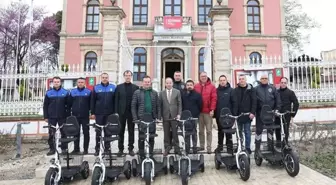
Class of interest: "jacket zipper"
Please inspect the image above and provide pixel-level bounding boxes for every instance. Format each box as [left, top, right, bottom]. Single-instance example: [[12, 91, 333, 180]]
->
[[77, 90, 82, 117]]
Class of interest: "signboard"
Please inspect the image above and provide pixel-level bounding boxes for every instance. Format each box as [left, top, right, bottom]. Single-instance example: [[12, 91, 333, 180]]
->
[[163, 16, 183, 29], [234, 68, 284, 88]]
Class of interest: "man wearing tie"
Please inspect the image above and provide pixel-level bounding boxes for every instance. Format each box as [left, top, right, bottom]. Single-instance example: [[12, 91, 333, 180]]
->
[[159, 77, 182, 156]]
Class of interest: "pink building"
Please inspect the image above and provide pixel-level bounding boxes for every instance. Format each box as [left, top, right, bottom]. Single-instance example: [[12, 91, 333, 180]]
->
[[59, 0, 285, 89]]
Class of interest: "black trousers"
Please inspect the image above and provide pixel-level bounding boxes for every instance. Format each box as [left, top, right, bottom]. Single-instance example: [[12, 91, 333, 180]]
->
[[216, 118, 233, 149], [138, 131, 155, 157], [95, 115, 111, 151], [185, 121, 197, 153], [118, 112, 135, 151], [48, 118, 66, 150], [275, 114, 291, 143], [255, 114, 274, 149], [74, 117, 90, 152]]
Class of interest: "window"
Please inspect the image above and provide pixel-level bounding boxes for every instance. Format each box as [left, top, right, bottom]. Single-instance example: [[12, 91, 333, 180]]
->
[[247, 0, 261, 33], [199, 48, 205, 73], [133, 0, 148, 25], [198, 0, 212, 25], [249, 52, 262, 64], [133, 48, 147, 81], [164, 0, 182, 16], [86, 0, 100, 32], [84, 52, 98, 71]]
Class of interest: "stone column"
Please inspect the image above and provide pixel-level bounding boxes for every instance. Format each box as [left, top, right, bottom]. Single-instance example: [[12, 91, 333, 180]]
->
[[100, 6, 126, 82], [208, 5, 233, 83]]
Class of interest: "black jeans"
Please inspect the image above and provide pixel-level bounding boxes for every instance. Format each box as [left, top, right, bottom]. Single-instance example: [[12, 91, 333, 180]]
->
[[118, 112, 135, 151], [48, 118, 66, 150], [95, 115, 111, 151], [275, 114, 291, 143], [185, 121, 197, 153], [255, 114, 274, 150], [216, 118, 233, 149], [74, 117, 90, 152]]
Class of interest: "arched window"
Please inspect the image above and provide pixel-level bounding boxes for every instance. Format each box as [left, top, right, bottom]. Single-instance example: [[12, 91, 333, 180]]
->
[[199, 48, 205, 73], [198, 0, 212, 25], [247, 0, 261, 33], [133, 0, 148, 25], [249, 52, 262, 64], [86, 0, 100, 32], [164, 0, 182, 16], [133, 48, 147, 81], [85, 51, 97, 71]]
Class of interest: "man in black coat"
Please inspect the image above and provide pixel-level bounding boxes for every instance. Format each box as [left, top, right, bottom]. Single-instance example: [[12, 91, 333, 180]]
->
[[214, 75, 237, 153], [181, 80, 202, 154], [68, 77, 91, 154], [173, 71, 186, 92], [275, 77, 299, 146], [254, 74, 281, 156], [234, 74, 257, 154], [115, 70, 139, 156]]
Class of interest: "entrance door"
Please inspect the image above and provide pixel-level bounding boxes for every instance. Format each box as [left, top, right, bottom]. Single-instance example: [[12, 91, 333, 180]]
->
[[165, 62, 181, 79]]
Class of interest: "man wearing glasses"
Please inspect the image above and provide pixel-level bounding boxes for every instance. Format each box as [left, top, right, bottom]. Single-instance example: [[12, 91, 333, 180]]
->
[[254, 74, 281, 157], [275, 77, 299, 148]]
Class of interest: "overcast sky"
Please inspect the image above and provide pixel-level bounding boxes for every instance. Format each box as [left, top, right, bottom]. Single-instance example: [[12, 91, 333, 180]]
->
[[1, 0, 336, 58]]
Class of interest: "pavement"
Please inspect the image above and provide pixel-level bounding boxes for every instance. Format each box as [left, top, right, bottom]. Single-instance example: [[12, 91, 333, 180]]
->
[[1, 123, 335, 184]]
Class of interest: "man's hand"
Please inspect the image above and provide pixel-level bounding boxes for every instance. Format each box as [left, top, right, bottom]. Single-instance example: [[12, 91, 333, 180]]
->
[[249, 113, 255, 120], [156, 119, 162, 123], [44, 119, 48, 122], [91, 115, 96, 119], [209, 110, 214, 117], [176, 115, 180, 120]]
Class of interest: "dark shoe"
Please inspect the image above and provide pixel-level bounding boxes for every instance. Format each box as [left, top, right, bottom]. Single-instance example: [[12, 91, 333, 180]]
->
[[197, 147, 205, 151], [234, 148, 238, 153], [207, 149, 212, 154], [163, 150, 169, 156], [193, 147, 197, 154], [246, 148, 252, 154], [117, 150, 123, 157], [83, 150, 88, 155], [214, 147, 223, 153], [227, 148, 233, 154], [129, 150, 135, 156], [94, 150, 99, 156], [71, 150, 80, 154], [47, 150, 55, 156], [175, 149, 181, 155]]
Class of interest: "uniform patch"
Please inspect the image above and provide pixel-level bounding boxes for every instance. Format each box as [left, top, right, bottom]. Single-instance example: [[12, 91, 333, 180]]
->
[[268, 88, 272, 93], [181, 85, 185, 89]]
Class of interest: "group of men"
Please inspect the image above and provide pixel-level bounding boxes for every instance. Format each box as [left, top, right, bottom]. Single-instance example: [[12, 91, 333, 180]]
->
[[43, 70, 299, 158]]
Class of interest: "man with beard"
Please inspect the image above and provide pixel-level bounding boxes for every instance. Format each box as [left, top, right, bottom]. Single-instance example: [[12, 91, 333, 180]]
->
[[234, 74, 257, 154], [214, 75, 237, 153], [181, 80, 202, 154], [254, 74, 281, 157], [275, 77, 299, 148]]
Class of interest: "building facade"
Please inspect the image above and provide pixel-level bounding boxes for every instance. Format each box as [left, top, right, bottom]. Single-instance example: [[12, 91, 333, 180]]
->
[[59, 0, 285, 89]]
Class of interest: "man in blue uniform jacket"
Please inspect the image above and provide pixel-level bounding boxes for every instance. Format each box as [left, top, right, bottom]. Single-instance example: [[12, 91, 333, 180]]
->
[[43, 76, 70, 156], [91, 73, 116, 156], [68, 77, 91, 154]]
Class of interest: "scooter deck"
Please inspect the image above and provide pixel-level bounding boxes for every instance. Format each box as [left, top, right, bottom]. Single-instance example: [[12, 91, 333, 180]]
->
[[105, 166, 123, 179], [216, 154, 237, 169], [171, 160, 202, 174], [61, 166, 81, 179], [261, 151, 283, 162], [136, 159, 166, 176]]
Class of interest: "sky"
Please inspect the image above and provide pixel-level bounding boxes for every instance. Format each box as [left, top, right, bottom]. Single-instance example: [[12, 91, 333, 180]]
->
[[1, 0, 336, 58]]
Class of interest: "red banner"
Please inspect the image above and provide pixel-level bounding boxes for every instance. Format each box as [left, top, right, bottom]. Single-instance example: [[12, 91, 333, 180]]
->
[[163, 16, 183, 29]]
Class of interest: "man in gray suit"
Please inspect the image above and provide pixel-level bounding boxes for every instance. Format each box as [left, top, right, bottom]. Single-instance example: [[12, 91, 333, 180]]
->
[[159, 77, 182, 156]]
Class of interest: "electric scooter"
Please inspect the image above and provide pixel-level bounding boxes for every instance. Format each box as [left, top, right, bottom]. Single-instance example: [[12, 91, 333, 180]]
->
[[214, 108, 250, 181], [254, 105, 300, 177], [44, 116, 90, 185], [168, 110, 205, 185], [89, 114, 132, 185], [132, 113, 168, 185]]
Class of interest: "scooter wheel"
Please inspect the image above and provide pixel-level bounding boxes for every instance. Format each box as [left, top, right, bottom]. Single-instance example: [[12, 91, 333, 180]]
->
[[180, 159, 189, 185], [123, 161, 132, 179], [144, 162, 152, 185], [254, 153, 263, 166], [131, 159, 138, 177], [44, 168, 59, 185], [238, 155, 250, 181], [214, 154, 220, 170], [162, 156, 168, 175], [91, 167, 103, 185], [169, 156, 175, 174], [80, 161, 90, 179], [284, 150, 300, 177], [199, 154, 205, 172]]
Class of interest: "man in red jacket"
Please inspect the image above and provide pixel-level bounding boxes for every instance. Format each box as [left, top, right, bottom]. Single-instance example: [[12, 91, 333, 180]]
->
[[194, 72, 217, 154]]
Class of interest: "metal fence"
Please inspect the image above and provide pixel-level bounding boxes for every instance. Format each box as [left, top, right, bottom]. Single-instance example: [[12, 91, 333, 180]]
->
[[231, 55, 336, 102], [1, 54, 336, 116]]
